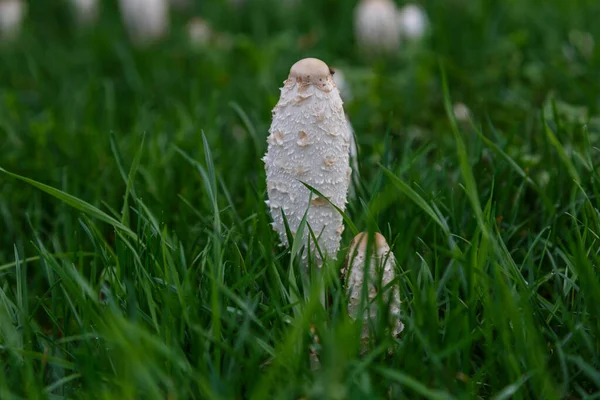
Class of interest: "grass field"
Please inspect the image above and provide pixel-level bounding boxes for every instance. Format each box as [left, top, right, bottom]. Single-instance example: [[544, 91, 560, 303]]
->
[[1, 0, 600, 398]]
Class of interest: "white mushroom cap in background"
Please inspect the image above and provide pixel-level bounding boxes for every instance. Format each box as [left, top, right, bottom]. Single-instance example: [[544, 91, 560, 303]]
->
[[354, 0, 401, 55], [187, 17, 212, 47], [453, 102, 471, 122], [397, 3, 428, 41], [0, 0, 26, 41], [342, 232, 403, 344], [187, 18, 233, 51], [69, 0, 99, 27], [119, 0, 169, 45], [263, 57, 352, 265]]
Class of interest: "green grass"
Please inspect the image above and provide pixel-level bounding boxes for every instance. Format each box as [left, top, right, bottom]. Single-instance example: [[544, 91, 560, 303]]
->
[[1, 0, 600, 398]]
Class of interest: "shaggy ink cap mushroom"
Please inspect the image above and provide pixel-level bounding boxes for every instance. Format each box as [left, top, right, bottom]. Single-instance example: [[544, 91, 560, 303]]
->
[[264, 57, 351, 265], [343, 231, 404, 345]]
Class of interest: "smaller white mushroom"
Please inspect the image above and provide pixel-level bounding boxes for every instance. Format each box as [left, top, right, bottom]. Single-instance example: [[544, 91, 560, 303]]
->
[[354, 0, 401, 55], [187, 17, 212, 47], [342, 232, 403, 345], [187, 17, 232, 51], [0, 0, 26, 41], [119, 0, 169, 45], [68, 0, 99, 27], [397, 4, 428, 41], [453, 102, 471, 122]]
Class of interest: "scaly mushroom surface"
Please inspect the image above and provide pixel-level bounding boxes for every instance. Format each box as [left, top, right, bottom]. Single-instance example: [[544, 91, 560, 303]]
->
[[264, 58, 352, 264]]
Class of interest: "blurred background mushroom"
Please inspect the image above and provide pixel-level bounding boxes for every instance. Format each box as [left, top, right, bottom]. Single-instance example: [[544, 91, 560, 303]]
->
[[118, 0, 169, 45], [354, 0, 401, 55], [397, 3, 428, 41], [0, 0, 26, 41]]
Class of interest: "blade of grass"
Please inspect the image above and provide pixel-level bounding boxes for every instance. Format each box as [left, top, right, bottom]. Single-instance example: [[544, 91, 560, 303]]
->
[[0, 167, 136, 239]]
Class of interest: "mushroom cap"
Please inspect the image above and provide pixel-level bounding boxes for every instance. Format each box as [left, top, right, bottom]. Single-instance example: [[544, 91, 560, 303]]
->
[[349, 232, 390, 254], [398, 4, 428, 39], [289, 58, 332, 85]]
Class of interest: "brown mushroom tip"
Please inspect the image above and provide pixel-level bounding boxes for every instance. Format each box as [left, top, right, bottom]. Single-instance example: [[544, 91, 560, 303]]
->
[[349, 232, 390, 253], [289, 58, 332, 84]]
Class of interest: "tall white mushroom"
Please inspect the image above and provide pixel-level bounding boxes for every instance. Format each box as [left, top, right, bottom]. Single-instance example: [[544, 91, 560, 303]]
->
[[263, 58, 351, 264], [0, 0, 26, 42], [354, 0, 401, 55], [342, 232, 403, 344], [118, 0, 169, 45], [397, 4, 428, 41], [68, 0, 99, 27]]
